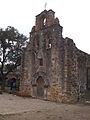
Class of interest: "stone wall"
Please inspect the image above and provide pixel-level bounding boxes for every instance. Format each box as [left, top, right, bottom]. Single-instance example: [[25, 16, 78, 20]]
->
[[76, 50, 89, 101], [20, 9, 90, 103]]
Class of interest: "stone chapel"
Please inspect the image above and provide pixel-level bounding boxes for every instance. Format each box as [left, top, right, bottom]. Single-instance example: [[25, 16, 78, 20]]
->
[[20, 9, 90, 103]]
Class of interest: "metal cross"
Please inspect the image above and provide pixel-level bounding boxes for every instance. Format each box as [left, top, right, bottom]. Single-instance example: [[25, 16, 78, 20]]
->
[[44, 2, 47, 10]]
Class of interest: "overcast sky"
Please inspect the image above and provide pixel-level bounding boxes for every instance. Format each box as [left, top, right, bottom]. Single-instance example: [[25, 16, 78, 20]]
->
[[0, 0, 90, 54]]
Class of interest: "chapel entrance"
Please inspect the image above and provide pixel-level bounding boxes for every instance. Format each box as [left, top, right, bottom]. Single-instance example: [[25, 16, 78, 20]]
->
[[37, 76, 44, 98]]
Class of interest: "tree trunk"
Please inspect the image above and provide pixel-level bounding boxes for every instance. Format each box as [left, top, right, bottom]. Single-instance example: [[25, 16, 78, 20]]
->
[[1, 71, 5, 93]]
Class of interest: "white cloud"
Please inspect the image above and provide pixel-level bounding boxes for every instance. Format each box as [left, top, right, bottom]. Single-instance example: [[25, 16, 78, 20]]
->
[[0, 0, 90, 53]]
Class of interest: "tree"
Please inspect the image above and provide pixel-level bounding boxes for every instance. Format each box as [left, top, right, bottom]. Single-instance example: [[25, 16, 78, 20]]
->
[[0, 26, 28, 92]]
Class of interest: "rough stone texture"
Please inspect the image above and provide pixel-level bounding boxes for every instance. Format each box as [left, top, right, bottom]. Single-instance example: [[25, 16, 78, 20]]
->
[[20, 9, 90, 103]]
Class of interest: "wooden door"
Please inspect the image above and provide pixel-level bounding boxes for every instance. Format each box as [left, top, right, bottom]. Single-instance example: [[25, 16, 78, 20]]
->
[[37, 76, 44, 98]]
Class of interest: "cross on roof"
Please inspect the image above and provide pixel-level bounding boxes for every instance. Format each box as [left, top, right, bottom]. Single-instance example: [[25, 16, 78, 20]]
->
[[44, 2, 47, 10]]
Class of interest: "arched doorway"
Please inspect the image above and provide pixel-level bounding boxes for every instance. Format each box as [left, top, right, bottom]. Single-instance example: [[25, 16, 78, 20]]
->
[[9, 78, 17, 93], [37, 76, 44, 98]]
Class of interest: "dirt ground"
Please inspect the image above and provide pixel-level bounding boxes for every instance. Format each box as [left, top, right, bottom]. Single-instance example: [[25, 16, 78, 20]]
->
[[0, 93, 90, 120]]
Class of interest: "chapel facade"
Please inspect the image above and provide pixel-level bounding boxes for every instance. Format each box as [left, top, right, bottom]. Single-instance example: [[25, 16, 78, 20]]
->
[[20, 9, 90, 103]]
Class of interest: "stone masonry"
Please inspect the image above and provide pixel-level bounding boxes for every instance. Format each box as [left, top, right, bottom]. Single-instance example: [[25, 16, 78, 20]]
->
[[20, 9, 90, 103]]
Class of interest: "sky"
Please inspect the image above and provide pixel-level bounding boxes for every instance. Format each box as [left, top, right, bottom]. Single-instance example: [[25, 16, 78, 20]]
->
[[0, 0, 90, 54]]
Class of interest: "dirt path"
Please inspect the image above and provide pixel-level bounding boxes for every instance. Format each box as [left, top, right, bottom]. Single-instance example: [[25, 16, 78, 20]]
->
[[0, 93, 90, 120]]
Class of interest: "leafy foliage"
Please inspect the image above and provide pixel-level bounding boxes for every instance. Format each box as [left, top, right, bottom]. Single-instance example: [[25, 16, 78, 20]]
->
[[0, 26, 28, 91]]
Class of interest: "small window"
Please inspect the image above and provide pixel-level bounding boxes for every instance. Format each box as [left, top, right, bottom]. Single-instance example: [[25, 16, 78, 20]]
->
[[48, 43, 51, 48], [37, 39, 39, 48], [48, 39, 52, 48], [39, 59, 43, 66], [43, 18, 46, 26]]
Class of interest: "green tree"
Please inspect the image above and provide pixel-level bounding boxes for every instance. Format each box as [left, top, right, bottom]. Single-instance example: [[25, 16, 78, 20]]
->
[[0, 26, 28, 92]]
